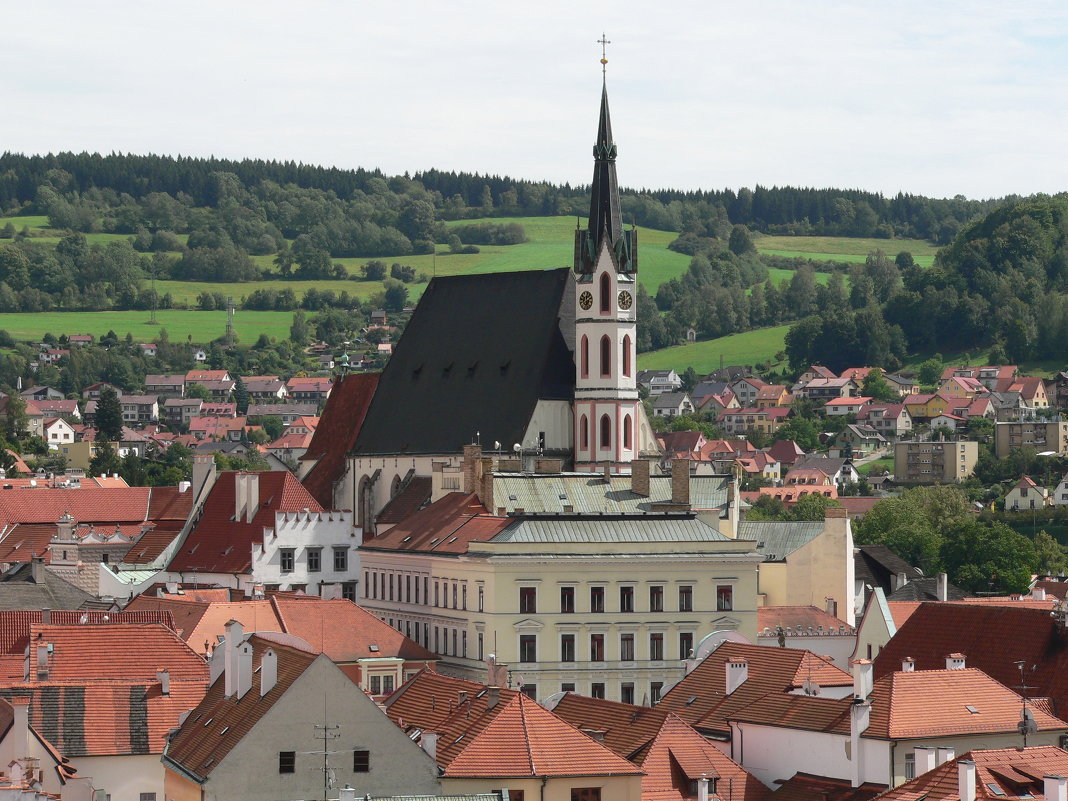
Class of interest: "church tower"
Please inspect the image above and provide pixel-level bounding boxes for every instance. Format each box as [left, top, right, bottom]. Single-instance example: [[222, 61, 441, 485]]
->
[[573, 69, 643, 472]]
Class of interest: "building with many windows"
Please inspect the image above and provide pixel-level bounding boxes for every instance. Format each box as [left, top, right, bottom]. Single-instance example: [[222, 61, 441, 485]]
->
[[894, 440, 979, 484]]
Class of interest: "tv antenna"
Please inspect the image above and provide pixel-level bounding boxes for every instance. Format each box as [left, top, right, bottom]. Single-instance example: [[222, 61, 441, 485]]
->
[[309, 696, 343, 801], [1014, 660, 1039, 746]]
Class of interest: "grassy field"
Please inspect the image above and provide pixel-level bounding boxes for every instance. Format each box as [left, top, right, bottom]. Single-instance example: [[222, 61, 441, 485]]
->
[[0, 310, 295, 343], [755, 234, 939, 267], [637, 324, 790, 373]]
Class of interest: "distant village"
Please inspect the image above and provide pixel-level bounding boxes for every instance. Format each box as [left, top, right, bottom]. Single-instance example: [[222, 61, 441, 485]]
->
[[2, 81, 1068, 801]]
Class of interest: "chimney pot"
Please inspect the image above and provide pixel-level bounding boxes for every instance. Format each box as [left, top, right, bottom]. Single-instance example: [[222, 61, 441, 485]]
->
[[902, 657, 915, 672], [1044, 776, 1068, 801], [945, 653, 966, 670], [958, 760, 976, 801]]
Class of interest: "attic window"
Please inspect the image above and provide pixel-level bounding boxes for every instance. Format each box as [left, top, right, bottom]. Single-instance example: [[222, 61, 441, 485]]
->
[[429, 538, 439, 545], [369, 645, 380, 653], [449, 537, 458, 543], [219, 726, 230, 736], [508, 495, 517, 501], [402, 536, 412, 543], [203, 718, 213, 727], [558, 493, 567, 500], [965, 704, 979, 714], [986, 785, 1006, 797], [686, 696, 698, 706], [453, 734, 465, 745], [202, 758, 214, 768]]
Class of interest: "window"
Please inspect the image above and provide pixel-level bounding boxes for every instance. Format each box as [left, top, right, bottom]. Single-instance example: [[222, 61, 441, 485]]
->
[[600, 272, 611, 312], [423, 576, 429, 605], [371, 572, 378, 598], [623, 414, 632, 449], [562, 682, 576, 693], [650, 633, 664, 661], [561, 634, 576, 662], [590, 634, 605, 661], [353, 750, 370, 772], [580, 335, 589, 378], [435, 581, 440, 607], [678, 585, 693, 612], [478, 632, 484, 660], [279, 548, 294, 573], [452, 583, 458, 609], [717, 585, 733, 611], [342, 582, 356, 601], [333, 547, 347, 571], [519, 586, 537, 613], [451, 628, 457, 655], [414, 575, 420, 604], [580, 414, 589, 449], [590, 586, 605, 613], [462, 630, 467, 658], [651, 681, 663, 703], [462, 584, 468, 610], [620, 633, 634, 661], [139, 794, 157, 801], [904, 753, 915, 781], [370, 675, 381, 694], [478, 585, 484, 611], [619, 586, 634, 612], [621, 682, 635, 704], [573, 791, 602, 801], [560, 586, 575, 613], [405, 575, 411, 602], [388, 574, 394, 600], [520, 635, 537, 663], [649, 585, 664, 612], [622, 335, 632, 377], [679, 632, 694, 660], [599, 414, 611, 449], [382, 675, 394, 694], [600, 335, 611, 377], [279, 751, 295, 774], [434, 627, 440, 652], [591, 683, 605, 699]]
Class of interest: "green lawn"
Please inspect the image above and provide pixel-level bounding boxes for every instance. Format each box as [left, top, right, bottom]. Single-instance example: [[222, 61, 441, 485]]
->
[[637, 324, 790, 373], [0, 310, 296, 343], [755, 235, 939, 267]]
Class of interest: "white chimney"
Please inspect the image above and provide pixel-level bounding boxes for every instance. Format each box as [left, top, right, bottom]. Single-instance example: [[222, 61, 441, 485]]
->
[[236, 641, 253, 699], [209, 646, 224, 683], [246, 473, 260, 523], [420, 731, 439, 761], [234, 473, 247, 522], [1044, 775, 1068, 801], [1034, 587, 1047, 601], [914, 746, 936, 775], [852, 659, 873, 700], [896, 572, 908, 590], [224, 619, 244, 697], [157, 669, 170, 696], [339, 788, 356, 801], [725, 658, 749, 695], [945, 653, 966, 670], [938, 747, 956, 765], [902, 657, 916, 672], [260, 648, 277, 696], [10, 696, 30, 755], [958, 760, 976, 801], [698, 776, 710, 801], [937, 572, 949, 602]]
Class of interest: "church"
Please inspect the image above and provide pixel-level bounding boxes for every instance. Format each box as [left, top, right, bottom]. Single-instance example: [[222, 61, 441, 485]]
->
[[300, 74, 660, 532]]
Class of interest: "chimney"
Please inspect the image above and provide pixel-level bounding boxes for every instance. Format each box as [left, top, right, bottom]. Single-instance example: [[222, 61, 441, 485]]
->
[[234, 473, 246, 522], [261, 648, 277, 696], [245, 473, 259, 523], [339, 788, 356, 801], [698, 776, 710, 801], [10, 696, 30, 756], [671, 458, 691, 506], [486, 685, 500, 711], [157, 669, 170, 696], [480, 470, 494, 512], [725, 658, 749, 695], [192, 453, 217, 502], [602, 462, 612, 483], [825, 506, 848, 519], [420, 731, 439, 761], [224, 619, 244, 697], [1034, 586, 1047, 601], [937, 572, 949, 602], [825, 597, 838, 618], [236, 640, 253, 699], [41, 608, 51, 625], [1044, 776, 1068, 801], [958, 760, 976, 801], [631, 458, 650, 497], [938, 747, 956, 765], [462, 444, 483, 494], [945, 653, 966, 670], [901, 657, 915, 673], [914, 746, 936, 775], [852, 659, 873, 700], [895, 572, 908, 591], [36, 643, 49, 681], [30, 556, 45, 583], [209, 646, 225, 683]]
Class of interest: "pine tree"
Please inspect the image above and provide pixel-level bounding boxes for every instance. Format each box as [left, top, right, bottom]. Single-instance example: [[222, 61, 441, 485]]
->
[[95, 386, 124, 442]]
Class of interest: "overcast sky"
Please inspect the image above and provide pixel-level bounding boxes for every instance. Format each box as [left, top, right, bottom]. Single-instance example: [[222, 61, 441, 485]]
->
[[5, 1, 1067, 200]]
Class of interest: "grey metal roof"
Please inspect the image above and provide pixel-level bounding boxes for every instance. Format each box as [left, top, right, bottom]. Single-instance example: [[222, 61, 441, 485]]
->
[[739, 520, 825, 561], [491, 473, 730, 514], [491, 516, 730, 543]]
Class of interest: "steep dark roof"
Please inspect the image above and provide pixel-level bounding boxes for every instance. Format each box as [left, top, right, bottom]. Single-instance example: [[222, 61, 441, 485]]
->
[[854, 545, 922, 595], [0, 562, 97, 611], [886, 577, 971, 601], [353, 269, 575, 456]]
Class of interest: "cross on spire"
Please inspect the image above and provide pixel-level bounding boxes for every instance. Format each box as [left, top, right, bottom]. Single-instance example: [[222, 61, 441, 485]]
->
[[598, 33, 611, 74]]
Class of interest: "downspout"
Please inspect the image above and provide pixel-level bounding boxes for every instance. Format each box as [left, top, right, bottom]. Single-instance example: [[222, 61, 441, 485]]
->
[[541, 775, 548, 801], [889, 741, 897, 789]]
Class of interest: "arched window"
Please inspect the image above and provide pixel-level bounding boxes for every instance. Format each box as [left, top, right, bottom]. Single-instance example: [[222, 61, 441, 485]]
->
[[580, 335, 589, 378], [358, 476, 374, 536], [580, 414, 589, 449], [390, 475, 402, 498], [600, 272, 611, 313], [600, 414, 611, 449], [600, 335, 611, 378], [622, 334, 632, 377], [623, 415, 632, 449]]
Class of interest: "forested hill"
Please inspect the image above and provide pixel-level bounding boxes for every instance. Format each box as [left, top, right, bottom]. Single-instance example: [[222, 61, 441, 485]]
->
[[0, 152, 999, 243]]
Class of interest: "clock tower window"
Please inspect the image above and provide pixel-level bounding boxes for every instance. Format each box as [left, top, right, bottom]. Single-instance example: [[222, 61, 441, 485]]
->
[[622, 334, 632, 377], [580, 335, 589, 378], [600, 335, 611, 378], [623, 415, 632, 449], [600, 272, 611, 313], [600, 414, 611, 449], [580, 415, 589, 449]]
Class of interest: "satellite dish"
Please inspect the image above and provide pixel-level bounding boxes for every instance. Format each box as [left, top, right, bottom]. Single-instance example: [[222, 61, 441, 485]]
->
[[692, 630, 751, 665], [513, 443, 522, 453], [494, 441, 501, 451], [542, 691, 568, 710]]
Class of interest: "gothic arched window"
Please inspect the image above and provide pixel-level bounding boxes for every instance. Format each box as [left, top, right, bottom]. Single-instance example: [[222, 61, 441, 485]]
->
[[600, 335, 611, 378], [600, 272, 611, 313], [600, 414, 611, 449], [622, 334, 632, 377], [623, 415, 632, 450], [580, 335, 589, 378], [580, 414, 589, 449]]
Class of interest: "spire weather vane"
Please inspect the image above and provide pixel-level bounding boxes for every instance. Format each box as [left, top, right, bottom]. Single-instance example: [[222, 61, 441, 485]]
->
[[598, 33, 611, 74]]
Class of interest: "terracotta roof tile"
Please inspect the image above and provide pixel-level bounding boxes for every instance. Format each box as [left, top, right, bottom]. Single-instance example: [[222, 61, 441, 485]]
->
[[772, 772, 886, 801], [757, 606, 856, 636], [443, 694, 643, 778], [0, 610, 176, 656], [550, 693, 672, 761], [376, 477, 433, 525], [363, 492, 510, 554], [0, 487, 152, 525]]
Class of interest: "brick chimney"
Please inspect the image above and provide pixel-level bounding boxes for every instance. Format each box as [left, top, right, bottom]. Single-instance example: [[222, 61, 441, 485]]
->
[[480, 469, 494, 512], [958, 760, 976, 801], [825, 506, 848, 519], [462, 445, 483, 494], [671, 459, 691, 506], [631, 458, 650, 497], [725, 658, 749, 695]]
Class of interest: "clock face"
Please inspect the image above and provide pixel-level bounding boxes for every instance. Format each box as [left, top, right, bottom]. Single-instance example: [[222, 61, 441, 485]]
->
[[579, 291, 594, 311], [618, 290, 633, 310]]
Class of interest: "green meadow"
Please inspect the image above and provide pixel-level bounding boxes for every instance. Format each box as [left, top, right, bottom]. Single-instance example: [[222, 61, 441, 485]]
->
[[754, 234, 939, 267], [637, 324, 791, 373], [0, 310, 295, 343]]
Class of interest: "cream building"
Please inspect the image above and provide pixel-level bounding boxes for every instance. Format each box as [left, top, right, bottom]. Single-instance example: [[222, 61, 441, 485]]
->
[[894, 440, 979, 484]]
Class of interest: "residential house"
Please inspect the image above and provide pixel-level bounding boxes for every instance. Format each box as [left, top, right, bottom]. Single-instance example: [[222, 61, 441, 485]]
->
[[937, 376, 988, 399], [43, 417, 76, 450], [66, 334, 92, 347], [146, 374, 187, 397], [798, 378, 859, 403], [0, 398, 45, 439], [1005, 475, 1050, 511], [164, 398, 203, 426], [698, 389, 741, 420], [989, 390, 1028, 421], [947, 396, 996, 422], [825, 397, 873, 417], [198, 379, 235, 401], [930, 413, 967, 433], [722, 407, 792, 437], [0, 622, 208, 801], [1005, 376, 1050, 409], [883, 373, 918, 397], [755, 384, 791, 409], [652, 391, 695, 417], [691, 380, 732, 409], [247, 403, 319, 425], [120, 394, 160, 424], [766, 439, 806, 468], [37, 349, 69, 364], [852, 544, 923, 619], [831, 424, 887, 458], [1052, 474, 1068, 507], [903, 393, 951, 421], [894, 441, 979, 484], [81, 382, 121, 400], [162, 625, 441, 801], [286, 376, 333, 405], [757, 605, 857, 667], [358, 453, 759, 703], [34, 399, 81, 423], [265, 431, 314, 465], [731, 377, 769, 407], [244, 376, 289, 401], [186, 369, 231, 383], [941, 365, 1018, 392], [200, 402, 236, 418], [188, 416, 247, 441], [637, 369, 683, 395], [786, 456, 860, 488], [192, 347, 207, 362], [0, 695, 92, 799], [857, 404, 913, 438], [995, 420, 1068, 458], [1051, 371, 1068, 409], [19, 386, 64, 402], [798, 365, 838, 383], [139, 342, 158, 357], [839, 367, 875, 383], [0, 558, 97, 611], [736, 451, 781, 484]]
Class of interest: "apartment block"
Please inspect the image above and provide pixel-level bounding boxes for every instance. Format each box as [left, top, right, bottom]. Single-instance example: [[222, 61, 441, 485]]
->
[[894, 440, 978, 484]]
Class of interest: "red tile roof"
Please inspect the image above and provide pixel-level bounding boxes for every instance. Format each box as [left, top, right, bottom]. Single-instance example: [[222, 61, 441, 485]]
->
[[757, 606, 855, 636], [550, 692, 672, 762], [300, 373, 379, 508], [167, 471, 324, 573], [0, 610, 176, 656], [362, 492, 510, 554], [443, 693, 643, 778], [0, 487, 152, 524], [376, 477, 433, 525], [771, 772, 886, 801]]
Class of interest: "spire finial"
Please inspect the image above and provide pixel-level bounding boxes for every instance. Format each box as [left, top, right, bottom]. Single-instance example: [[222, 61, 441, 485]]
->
[[598, 33, 611, 75]]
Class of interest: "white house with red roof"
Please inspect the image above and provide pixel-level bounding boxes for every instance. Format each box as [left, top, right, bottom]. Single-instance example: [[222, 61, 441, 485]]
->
[[1005, 476, 1050, 511], [825, 397, 874, 417]]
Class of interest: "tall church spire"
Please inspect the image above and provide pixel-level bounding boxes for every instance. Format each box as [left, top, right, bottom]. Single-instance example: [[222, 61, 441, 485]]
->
[[574, 70, 637, 274]]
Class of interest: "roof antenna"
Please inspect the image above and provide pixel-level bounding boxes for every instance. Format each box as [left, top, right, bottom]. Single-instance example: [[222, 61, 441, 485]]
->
[[1014, 660, 1039, 746]]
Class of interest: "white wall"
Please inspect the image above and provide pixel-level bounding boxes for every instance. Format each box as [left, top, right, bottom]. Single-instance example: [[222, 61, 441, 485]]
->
[[732, 723, 890, 788], [252, 510, 359, 593]]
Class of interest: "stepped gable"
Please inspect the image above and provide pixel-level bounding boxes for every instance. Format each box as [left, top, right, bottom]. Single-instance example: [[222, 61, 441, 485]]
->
[[385, 668, 520, 769], [167, 471, 323, 573], [163, 635, 318, 778], [443, 693, 643, 779], [640, 714, 771, 801], [300, 372, 378, 508], [656, 641, 852, 736], [353, 268, 575, 456], [549, 692, 672, 762]]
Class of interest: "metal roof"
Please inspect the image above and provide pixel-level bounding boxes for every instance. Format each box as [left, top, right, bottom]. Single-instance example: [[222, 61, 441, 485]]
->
[[491, 473, 730, 515], [739, 520, 825, 561], [491, 516, 731, 543]]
